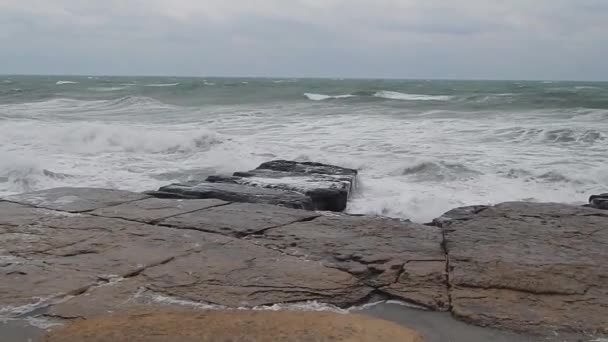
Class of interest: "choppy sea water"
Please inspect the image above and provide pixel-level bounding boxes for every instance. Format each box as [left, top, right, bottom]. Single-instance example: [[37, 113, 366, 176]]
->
[[1, 76, 607, 222]]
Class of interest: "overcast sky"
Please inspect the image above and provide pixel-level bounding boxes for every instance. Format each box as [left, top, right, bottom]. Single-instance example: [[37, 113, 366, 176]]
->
[[1, 0, 607, 80]]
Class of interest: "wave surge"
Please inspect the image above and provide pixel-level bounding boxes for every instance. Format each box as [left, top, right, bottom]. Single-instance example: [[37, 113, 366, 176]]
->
[[374, 91, 453, 101], [304, 93, 356, 101]]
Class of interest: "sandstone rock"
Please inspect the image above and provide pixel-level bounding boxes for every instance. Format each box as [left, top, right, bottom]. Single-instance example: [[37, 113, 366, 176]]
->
[[430, 205, 489, 227], [153, 182, 314, 210], [140, 236, 371, 308], [44, 311, 424, 342], [90, 198, 228, 223], [437, 202, 608, 335], [159, 202, 320, 237], [2, 187, 149, 213], [248, 214, 449, 310], [5, 187, 608, 340], [0, 201, 219, 311], [0, 191, 372, 322]]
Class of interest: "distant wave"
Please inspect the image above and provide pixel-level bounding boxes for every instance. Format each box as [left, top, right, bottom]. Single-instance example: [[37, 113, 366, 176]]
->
[[145, 83, 180, 87], [304, 93, 357, 101], [272, 79, 298, 84], [0, 96, 178, 120], [56, 124, 223, 154], [56, 81, 79, 85], [88, 86, 129, 92], [374, 91, 453, 101], [574, 86, 599, 90]]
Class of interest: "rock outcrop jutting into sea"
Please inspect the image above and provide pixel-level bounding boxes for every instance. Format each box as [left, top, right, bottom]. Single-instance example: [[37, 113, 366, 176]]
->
[[0, 161, 607, 341], [150, 160, 357, 212], [589, 193, 608, 210]]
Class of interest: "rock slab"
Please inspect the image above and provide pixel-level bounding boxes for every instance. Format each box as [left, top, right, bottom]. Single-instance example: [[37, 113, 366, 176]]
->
[[156, 160, 357, 212], [152, 182, 314, 210], [2, 187, 608, 340], [437, 202, 608, 335], [589, 193, 608, 210], [249, 214, 449, 310], [3, 187, 150, 213]]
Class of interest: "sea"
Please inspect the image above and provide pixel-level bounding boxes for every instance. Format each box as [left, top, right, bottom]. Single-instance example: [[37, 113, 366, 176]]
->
[[1, 75, 607, 222]]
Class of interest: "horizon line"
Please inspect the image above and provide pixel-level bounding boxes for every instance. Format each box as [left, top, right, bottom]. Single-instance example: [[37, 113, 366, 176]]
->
[[1, 73, 606, 83]]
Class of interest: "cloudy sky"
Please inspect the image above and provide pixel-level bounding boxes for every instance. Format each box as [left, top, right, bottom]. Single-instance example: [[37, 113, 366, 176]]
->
[[1, 0, 607, 80]]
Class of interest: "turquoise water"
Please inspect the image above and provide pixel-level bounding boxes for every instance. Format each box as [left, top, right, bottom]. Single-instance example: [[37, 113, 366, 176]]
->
[[2, 76, 608, 109]]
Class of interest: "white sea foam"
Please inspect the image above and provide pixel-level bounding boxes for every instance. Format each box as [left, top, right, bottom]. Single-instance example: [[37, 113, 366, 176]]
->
[[374, 91, 452, 101], [1, 94, 606, 222], [145, 82, 180, 87], [304, 93, 356, 101], [55, 81, 79, 85]]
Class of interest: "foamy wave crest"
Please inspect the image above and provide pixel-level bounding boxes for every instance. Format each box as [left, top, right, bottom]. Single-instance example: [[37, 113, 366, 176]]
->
[[0, 96, 177, 119], [499, 168, 581, 184], [58, 123, 222, 154], [145, 83, 180, 87], [374, 91, 452, 101], [392, 160, 481, 182], [304, 93, 356, 101], [0, 153, 69, 194], [56, 80, 79, 85]]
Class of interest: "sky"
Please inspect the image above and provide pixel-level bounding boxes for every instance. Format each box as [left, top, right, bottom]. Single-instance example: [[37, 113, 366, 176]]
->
[[1, 0, 607, 80]]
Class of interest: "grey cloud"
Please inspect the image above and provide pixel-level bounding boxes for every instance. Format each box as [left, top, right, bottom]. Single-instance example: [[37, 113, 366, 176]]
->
[[0, 0, 607, 80]]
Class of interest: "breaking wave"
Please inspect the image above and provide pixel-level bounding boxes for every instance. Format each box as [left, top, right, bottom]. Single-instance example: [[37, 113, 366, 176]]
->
[[0, 154, 71, 194], [56, 81, 79, 85], [303, 91, 454, 102], [304, 93, 357, 101], [374, 91, 453, 101], [392, 161, 481, 182], [55, 124, 222, 154], [145, 83, 180, 87]]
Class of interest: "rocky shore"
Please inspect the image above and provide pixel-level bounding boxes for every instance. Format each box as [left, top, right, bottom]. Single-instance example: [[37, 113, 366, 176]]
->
[[0, 161, 606, 341]]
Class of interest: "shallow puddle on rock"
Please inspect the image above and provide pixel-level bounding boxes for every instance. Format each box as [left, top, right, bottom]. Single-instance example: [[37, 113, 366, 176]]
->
[[359, 302, 587, 342]]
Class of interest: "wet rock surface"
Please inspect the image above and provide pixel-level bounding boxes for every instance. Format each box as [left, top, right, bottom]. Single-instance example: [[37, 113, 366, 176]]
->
[[154, 160, 357, 212], [3, 187, 149, 213], [1, 187, 607, 341], [589, 193, 608, 210], [152, 182, 314, 210]]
